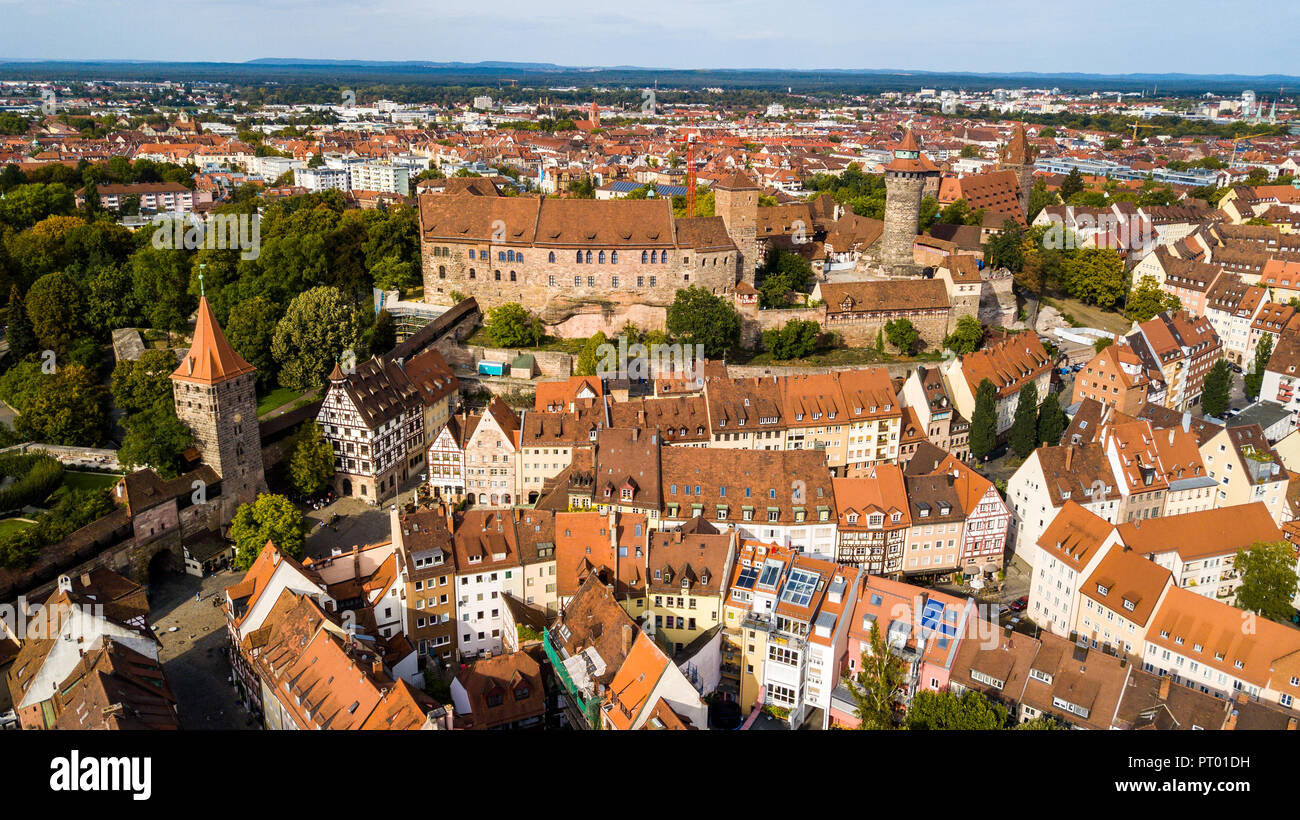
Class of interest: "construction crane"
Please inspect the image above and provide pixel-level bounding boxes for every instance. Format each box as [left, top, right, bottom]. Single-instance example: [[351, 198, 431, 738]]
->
[[1230, 130, 1275, 168], [1126, 120, 1159, 142], [674, 133, 699, 217]]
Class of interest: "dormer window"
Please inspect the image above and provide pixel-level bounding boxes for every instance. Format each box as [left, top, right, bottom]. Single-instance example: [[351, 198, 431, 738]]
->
[[1097, 584, 1109, 596]]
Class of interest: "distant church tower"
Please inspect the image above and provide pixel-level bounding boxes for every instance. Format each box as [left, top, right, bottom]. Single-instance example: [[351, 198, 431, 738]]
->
[[171, 296, 267, 514], [999, 123, 1036, 218], [713, 170, 760, 285], [881, 129, 939, 277]]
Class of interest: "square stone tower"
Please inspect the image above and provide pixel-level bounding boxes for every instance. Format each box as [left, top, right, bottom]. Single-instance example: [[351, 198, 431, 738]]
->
[[713, 170, 761, 285], [998, 123, 1037, 218], [171, 296, 267, 515]]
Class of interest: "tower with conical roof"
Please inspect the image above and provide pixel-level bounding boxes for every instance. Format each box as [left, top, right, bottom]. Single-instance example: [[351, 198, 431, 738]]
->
[[881, 129, 939, 276], [713, 170, 761, 285], [998, 123, 1037, 219], [171, 296, 266, 511]]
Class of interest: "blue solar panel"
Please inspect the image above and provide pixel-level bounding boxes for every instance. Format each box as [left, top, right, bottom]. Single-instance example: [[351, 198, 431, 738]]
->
[[735, 567, 759, 590], [921, 599, 944, 632]]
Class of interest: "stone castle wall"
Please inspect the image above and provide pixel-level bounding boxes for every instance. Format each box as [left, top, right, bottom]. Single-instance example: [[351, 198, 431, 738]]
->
[[421, 238, 736, 336]]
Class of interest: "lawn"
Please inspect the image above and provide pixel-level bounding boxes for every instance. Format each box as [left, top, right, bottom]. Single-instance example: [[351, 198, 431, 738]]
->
[[0, 518, 35, 537], [1039, 293, 1130, 336], [258, 387, 303, 417], [60, 471, 123, 493]]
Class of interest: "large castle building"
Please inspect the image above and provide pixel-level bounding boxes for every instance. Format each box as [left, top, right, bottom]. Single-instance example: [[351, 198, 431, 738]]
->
[[880, 129, 940, 276], [419, 191, 739, 336], [170, 297, 267, 518]]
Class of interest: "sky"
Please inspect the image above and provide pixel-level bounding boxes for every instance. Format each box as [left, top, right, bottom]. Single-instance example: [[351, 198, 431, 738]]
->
[[1, 0, 1297, 77]]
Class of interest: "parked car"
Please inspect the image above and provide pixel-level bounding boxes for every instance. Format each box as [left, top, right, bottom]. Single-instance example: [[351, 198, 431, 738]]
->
[[1009, 596, 1029, 612]]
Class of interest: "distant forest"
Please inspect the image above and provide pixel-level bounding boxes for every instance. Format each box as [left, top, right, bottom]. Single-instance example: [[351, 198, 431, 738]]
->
[[2, 60, 1298, 105]]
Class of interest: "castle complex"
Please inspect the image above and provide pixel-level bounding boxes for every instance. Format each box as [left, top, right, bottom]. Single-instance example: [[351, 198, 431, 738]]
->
[[419, 193, 738, 336], [419, 129, 1023, 335]]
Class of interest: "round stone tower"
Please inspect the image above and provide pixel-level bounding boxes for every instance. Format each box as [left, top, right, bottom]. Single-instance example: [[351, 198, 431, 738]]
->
[[881, 129, 939, 277]]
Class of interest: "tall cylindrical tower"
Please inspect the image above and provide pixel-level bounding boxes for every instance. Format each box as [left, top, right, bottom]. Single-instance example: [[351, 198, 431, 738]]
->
[[881, 129, 939, 276]]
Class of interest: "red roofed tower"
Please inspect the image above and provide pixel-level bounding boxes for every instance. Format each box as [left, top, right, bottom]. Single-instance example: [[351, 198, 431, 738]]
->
[[881, 129, 939, 276], [171, 296, 267, 511], [998, 123, 1037, 218]]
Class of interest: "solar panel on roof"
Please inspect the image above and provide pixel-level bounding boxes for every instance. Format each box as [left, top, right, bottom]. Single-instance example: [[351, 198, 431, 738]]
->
[[757, 560, 782, 589], [735, 567, 759, 590], [921, 599, 944, 632]]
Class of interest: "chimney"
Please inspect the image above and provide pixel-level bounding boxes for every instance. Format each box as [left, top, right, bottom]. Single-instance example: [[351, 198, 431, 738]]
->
[[622, 622, 633, 656], [1236, 691, 1248, 705], [1289, 717, 1298, 731], [1224, 709, 1238, 731], [1158, 675, 1171, 701], [80, 572, 92, 588], [371, 658, 384, 677], [1065, 445, 1074, 472]]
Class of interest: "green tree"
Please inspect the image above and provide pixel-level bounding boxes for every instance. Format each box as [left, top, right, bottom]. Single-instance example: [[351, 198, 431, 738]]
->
[[5, 284, 38, 361], [225, 296, 281, 390], [271, 286, 363, 392], [1017, 715, 1065, 730], [885, 318, 919, 355], [1244, 334, 1273, 401], [1201, 360, 1231, 418], [14, 364, 111, 446], [1126, 276, 1181, 322], [762, 319, 821, 360], [483, 302, 545, 348], [130, 246, 195, 338], [1093, 336, 1114, 354], [984, 221, 1025, 272], [371, 256, 419, 292], [25, 271, 86, 353], [969, 378, 998, 461], [229, 493, 307, 570], [117, 406, 193, 479], [575, 331, 608, 377], [758, 249, 813, 308], [1062, 248, 1126, 310], [944, 315, 983, 355], [666, 287, 740, 359], [1234, 541, 1300, 623], [1036, 392, 1068, 446], [903, 689, 1008, 730], [1058, 167, 1085, 202], [110, 349, 177, 415], [367, 309, 397, 358], [1009, 380, 1040, 458], [1026, 178, 1057, 221], [841, 621, 904, 730], [289, 423, 335, 497]]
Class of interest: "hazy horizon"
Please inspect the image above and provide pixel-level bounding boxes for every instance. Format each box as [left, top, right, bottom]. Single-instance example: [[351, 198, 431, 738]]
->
[[0, 0, 1296, 77]]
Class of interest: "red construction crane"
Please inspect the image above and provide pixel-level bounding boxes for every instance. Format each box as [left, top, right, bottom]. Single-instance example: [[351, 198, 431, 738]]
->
[[675, 133, 698, 217]]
